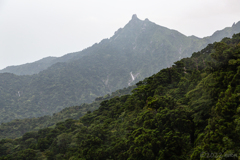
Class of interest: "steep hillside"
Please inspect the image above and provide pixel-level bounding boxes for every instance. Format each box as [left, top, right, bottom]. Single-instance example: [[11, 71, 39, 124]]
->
[[1, 33, 239, 160], [0, 15, 240, 124]]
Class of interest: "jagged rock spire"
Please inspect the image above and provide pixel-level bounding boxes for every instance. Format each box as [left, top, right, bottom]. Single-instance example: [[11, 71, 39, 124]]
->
[[132, 14, 138, 20]]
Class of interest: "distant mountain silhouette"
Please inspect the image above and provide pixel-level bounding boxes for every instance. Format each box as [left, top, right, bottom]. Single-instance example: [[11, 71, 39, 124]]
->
[[1, 15, 240, 75]]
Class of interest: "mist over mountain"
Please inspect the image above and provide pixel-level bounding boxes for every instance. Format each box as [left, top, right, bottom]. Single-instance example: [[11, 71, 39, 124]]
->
[[1, 15, 240, 76], [0, 51, 88, 75], [0, 15, 240, 124]]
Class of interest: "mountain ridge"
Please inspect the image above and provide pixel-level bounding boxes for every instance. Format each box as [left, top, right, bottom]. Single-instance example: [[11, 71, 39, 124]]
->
[[1, 15, 240, 75], [0, 15, 240, 124]]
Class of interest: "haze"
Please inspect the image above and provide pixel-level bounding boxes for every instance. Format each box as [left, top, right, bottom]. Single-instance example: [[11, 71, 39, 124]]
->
[[0, 0, 240, 70]]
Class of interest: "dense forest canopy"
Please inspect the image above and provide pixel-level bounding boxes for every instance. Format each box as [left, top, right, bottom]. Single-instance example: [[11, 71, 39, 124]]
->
[[0, 86, 135, 140], [1, 33, 240, 159]]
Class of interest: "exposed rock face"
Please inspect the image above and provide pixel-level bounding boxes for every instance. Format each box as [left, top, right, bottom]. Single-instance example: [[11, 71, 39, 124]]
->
[[132, 14, 138, 20]]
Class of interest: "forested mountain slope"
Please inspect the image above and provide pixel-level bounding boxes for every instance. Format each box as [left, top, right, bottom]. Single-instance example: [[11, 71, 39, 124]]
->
[[1, 15, 240, 124], [0, 85, 135, 140], [1, 33, 239, 160]]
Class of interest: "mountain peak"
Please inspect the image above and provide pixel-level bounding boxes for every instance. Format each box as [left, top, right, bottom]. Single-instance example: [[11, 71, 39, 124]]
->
[[132, 14, 138, 20], [127, 14, 142, 26], [122, 14, 143, 30]]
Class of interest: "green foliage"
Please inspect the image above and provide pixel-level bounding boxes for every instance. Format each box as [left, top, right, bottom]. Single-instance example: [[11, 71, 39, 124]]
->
[[0, 86, 135, 140], [1, 18, 240, 126], [1, 33, 240, 159]]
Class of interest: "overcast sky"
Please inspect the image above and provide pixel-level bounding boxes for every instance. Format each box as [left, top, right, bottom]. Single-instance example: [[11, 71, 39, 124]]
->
[[0, 0, 240, 70]]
